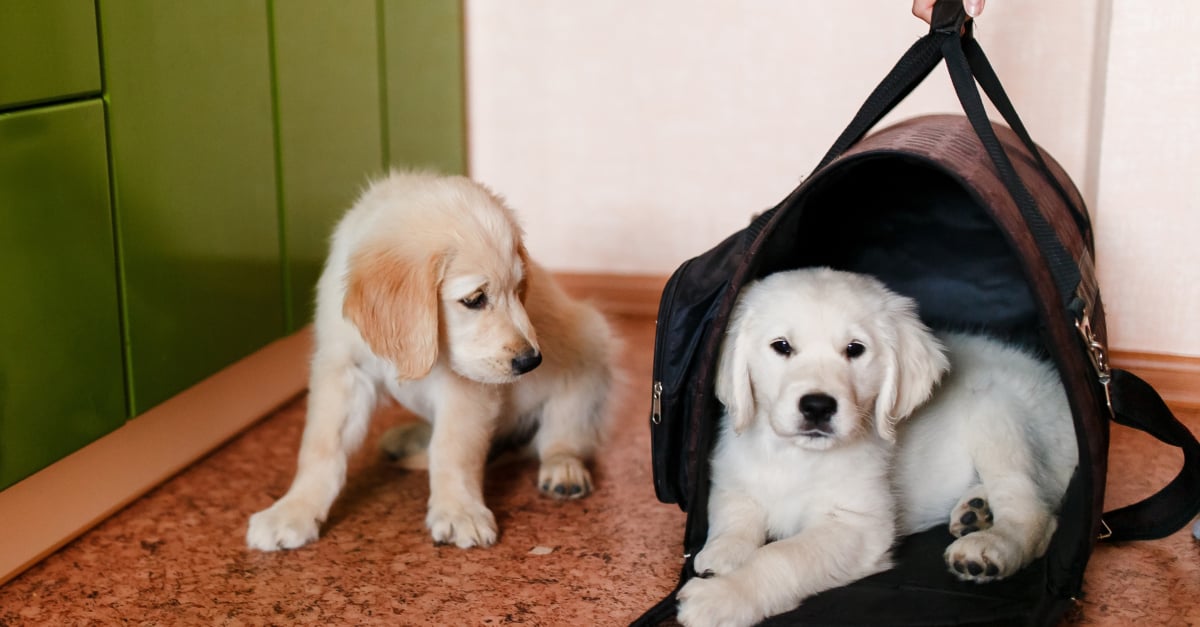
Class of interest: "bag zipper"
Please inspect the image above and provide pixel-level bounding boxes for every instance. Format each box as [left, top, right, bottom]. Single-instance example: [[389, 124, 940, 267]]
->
[[649, 258, 694, 426], [651, 381, 663, 425]]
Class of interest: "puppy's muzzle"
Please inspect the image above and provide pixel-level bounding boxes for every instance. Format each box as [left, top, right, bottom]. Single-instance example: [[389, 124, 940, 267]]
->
[[511, 349, 543, 376], [799, 393, 837, 434]]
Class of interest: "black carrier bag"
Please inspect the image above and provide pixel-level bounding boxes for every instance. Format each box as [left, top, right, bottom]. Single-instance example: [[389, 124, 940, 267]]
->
[[636, 3, 1200, 626]]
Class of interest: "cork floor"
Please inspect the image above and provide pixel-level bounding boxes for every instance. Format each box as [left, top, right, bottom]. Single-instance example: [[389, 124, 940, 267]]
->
[[1, 313, 1198, 626]]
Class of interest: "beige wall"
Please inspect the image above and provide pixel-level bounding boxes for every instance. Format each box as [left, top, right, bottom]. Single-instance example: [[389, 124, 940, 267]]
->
[[1092, 0, 1200, 356], [465, 0, 1199, 357]]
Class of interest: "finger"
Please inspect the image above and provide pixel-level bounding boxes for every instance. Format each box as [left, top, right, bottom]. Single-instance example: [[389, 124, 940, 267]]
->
[[912, 0, 934, 23]]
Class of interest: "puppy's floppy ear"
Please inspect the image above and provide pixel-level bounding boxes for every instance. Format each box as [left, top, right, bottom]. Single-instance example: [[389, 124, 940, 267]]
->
[[715, 304, 756, 433], [872, 294, 949, 442], [343, 247, 444, 379]]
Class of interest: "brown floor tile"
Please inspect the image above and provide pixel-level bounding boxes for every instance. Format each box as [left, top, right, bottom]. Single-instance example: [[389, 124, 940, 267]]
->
[[0, 315, 1197, 626]]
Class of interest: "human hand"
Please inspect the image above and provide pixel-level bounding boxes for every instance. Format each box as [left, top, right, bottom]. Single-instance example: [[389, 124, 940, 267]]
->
[[912, 0, 985, 24]]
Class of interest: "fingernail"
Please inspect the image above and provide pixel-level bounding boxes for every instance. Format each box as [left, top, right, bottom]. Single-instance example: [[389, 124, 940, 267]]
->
[[964, 0, 984, 17]]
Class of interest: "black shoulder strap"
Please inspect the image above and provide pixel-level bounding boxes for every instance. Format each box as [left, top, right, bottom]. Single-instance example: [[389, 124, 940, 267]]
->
[[1101, 369, 1200, 542]]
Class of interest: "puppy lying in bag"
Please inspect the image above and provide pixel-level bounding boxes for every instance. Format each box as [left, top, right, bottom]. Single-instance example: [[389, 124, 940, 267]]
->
[[676, 268, 1076, 627]]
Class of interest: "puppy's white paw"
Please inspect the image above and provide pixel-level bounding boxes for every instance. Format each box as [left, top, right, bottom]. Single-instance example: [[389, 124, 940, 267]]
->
[[246, 498, 322, 551], [693, 536, 757, 577], [948, 486, 994, 538], [676, 575, 759, 627], [944, 530, 1020, 583], [426, 499, 498, 548], [538, 454, 592, 500]]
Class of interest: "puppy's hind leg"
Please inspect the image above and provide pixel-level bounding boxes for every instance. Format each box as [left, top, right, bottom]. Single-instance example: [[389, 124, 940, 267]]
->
[[247, 357, 376, 550], [534, 376, 610, 500], [944, 403, 1058, 582]]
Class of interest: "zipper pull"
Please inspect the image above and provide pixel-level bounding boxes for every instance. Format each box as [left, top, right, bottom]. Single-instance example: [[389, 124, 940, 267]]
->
[[651, 381, 663, 425]]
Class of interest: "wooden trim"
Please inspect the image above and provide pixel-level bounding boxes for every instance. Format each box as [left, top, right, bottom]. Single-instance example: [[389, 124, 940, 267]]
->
[[1110, 350, 1200, 410], [0, 328, 313, 587], [554, 272, 668, 318]]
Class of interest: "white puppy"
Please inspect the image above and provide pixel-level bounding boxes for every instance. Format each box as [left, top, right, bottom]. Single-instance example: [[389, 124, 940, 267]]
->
[[247, 171, 615, 551], [676, 267, 1076, 627]]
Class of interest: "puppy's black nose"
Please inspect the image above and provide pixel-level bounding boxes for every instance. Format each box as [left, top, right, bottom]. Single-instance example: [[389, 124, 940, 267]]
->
[[799, 393, 837, 423], [511, 350, 542, 375]]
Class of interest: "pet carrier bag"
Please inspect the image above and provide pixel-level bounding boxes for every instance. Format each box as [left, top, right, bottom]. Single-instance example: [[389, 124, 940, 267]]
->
[[635, 3, 1200, 626]]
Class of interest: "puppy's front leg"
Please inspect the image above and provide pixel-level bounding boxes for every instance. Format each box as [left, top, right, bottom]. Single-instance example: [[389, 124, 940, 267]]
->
[[678, 517, 893, 627], [693, 487, 768, 577], [247, 356, 376, 550], [425, 381, 501, 548]]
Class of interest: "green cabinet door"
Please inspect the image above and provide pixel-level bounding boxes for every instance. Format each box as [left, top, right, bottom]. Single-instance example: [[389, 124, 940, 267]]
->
[[100, 1, 285, 414], [383, 0, 467, 175], [271, 0, 384, 330], [0, 100, 125, 489], [0, 0, 102, 111], [272, 0, 466, 328]]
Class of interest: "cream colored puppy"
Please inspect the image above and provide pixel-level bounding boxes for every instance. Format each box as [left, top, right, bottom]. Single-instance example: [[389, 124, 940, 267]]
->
[[677, 268, 1076, 627], [247, 171, 615, 551]]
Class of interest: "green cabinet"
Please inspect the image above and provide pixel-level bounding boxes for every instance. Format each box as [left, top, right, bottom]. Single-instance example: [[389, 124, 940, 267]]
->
[[0, 0, 466, 489], [0, 0, 102, 111], [273, 0, 468, 329], [100, 1, 286, 414], [383, 0, 467, 175], [0, 101, 125, 488], [100, 0, 468, 411], [272, 0, 386, 330]]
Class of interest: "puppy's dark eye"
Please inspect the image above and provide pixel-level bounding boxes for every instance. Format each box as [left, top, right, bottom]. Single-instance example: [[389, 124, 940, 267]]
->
[[460, 291, 487, 310], [845, 341, 866, 359], [770, 339, 792, 357]]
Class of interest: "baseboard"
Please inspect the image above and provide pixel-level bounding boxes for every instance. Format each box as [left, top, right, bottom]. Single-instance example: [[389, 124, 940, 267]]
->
[[0, 328, 313, 587], [1110, 350, 1200, 410], [555, 272, 668, 318]]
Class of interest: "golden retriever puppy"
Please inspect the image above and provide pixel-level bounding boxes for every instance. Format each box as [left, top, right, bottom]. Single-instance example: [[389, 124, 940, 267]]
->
[[677, 268, 1076, 627], [247, 171, 615, 551]]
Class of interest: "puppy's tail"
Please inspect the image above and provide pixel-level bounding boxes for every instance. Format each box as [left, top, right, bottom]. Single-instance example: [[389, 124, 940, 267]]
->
[[379, 422, 432, 470]]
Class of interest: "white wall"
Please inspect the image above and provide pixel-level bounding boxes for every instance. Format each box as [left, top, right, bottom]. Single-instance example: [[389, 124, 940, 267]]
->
[[1092, 0, 1200, 356], [466, 0, 1199, 357]]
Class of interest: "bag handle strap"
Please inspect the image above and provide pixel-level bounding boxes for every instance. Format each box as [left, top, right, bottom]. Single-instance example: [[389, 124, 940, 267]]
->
[[743, 7, 952, 237], [938, 15, 1082, 306], [960, 37, 1093, 243], [807, 0, 1083, 307], [813, 30, 946, 172], [813, 0, 971, 171], [1101, 369, 1200, 542]]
